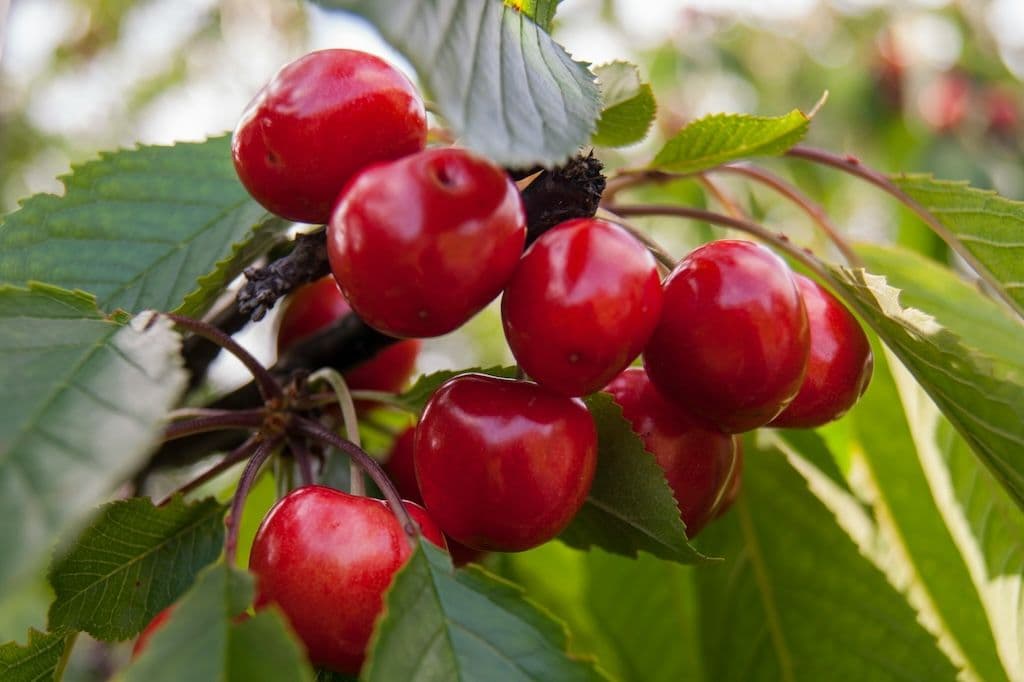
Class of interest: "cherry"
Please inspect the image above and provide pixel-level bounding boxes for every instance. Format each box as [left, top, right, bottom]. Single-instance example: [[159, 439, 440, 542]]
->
[[414, 374, 597, 552], [328, 148, 526, 338], [501, 218, 663, 396], [276, 275, 421, 394], [643, 240, 809, 433], [604, 368, 739, 538], [769, 275, 873, 428], [233, 49, 426, 224], [383, 426, 486, 566], [919, 71, 970, 134], [249, 485, 445, 675], [132, 606, 175, 659]]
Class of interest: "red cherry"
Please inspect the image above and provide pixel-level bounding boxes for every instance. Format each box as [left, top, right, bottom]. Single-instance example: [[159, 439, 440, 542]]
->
[[384, 427, 486, 566], [643, 240, 809, 433], [501, 218, 663, 396], [276, 276, 421, 394], [414, 374, 597, 552], [132, 606, 175, 659], [769, 275, 873, 428], [249, 485, 445, 675], [233, 49, 426, 224], [919, 72, 970, 133], [604, 368, 739, 538], [328, 148, 526, 338]]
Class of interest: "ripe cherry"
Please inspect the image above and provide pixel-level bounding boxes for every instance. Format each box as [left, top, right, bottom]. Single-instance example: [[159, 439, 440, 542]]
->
[[384, 426, 485, 566], [276, 276, 421, 394], [769, 275, 873, 428], [604, 368, 739, 538], [643, 240, 809, 433], [501, 218, 663, 396], [414, 374, 597, 552], [132, 606, 175, 659], [233, 49, 426, 224], [249, 485, 445, 675], [328, 148, 526, 338]]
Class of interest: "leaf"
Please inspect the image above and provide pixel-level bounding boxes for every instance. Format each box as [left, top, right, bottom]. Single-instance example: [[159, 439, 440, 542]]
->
[[0, 136, 282, 316], [362, 539, 603, 681], [398, 366, 518, 413], [512, 0, 560, 30], [0, 629, 70, 682], [652, 110, 809, 174], [891, 174, 1024, 318], [48, 495, 226, 641], [558, 394, 708, 564], [120, 563, 314, 682], [827, 265, 1024, 511], [591, 62, 656, 148], [849, 347, 1010, 682], [309, 0, 601, 167], [695, 440, 960, 681], [0, 284, 187, 593], [770, 428, 852, 495]]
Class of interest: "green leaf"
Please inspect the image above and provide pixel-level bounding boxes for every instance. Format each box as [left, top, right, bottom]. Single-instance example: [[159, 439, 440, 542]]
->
[[398, 366, 518, 413], [852, 347, 1013, 682], [0, 136, 281, 316], [652, 110, 809, 174], [363, 539, 603, 681], [0, 629, 71, 682], [827, 264, 1024, 511], [696, 440, 959, 681], [512, 0, 560, 30], [891, 174, 1024, 318], [48, 495, 226, 641], [0, 284, 187, 593], [559, 394, 708, 564], [591, 62, 656, 148], [770, 428, 852, 495], [120, 563, 314, 682], [309, 0, 601, 167]]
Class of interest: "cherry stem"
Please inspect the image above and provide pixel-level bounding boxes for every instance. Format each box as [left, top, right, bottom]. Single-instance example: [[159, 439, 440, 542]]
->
[[161, 409, 266, 441], [785, 145, 1021, 317], [605, 203, 835, 285], [166, 313, 283, 403], [307, 369, 365, 496], [225, 435, 281, 566], [696, 175, 745, 220], [291, 416, 420, 544], [157, 434, 261, 506], [709, 164, 862, 267], [288, 437, 316, 486]]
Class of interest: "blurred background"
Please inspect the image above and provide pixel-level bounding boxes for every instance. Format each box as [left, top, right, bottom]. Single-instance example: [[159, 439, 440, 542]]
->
[[2, 1, 1023, 677]]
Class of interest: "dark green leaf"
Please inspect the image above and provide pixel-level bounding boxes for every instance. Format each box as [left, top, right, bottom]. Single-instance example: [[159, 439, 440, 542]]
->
[[363, 539, 603, 681], [309, 0, 601, 167], [828, 264, 1024, 510], [0, 284, 187, 593], [48, 496, 226, 641], [652, 110, 809, 173], [398, 366, 518, 413], [0, 629, 70, 682], [591, 62, 656, 148], [559, 394, 708, 564], [891, 174, 1024, 318], [0, 136, 282, 316], [696, 440, 959, 681], [121, 563, 314, 682], [771, 428, 852, 495]]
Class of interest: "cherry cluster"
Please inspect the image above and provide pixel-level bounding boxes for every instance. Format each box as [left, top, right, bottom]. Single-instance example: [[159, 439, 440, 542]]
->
[[139, 48, 873, 676]]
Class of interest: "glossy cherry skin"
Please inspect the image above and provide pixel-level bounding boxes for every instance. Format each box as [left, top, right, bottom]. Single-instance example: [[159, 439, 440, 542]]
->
[[769, 275, 873, 428], [233, 49, 426, 224], [276, 276, 421, 394], [384, 427, 485, 566], [414, 374, 597, 552], [643, 240, 810, 433], [604, 368, 740, 538], [132, 606, 175, 659], [328, 148, 526, 338], [501, 218, 663, 396], [249, 486, 445, 675]]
